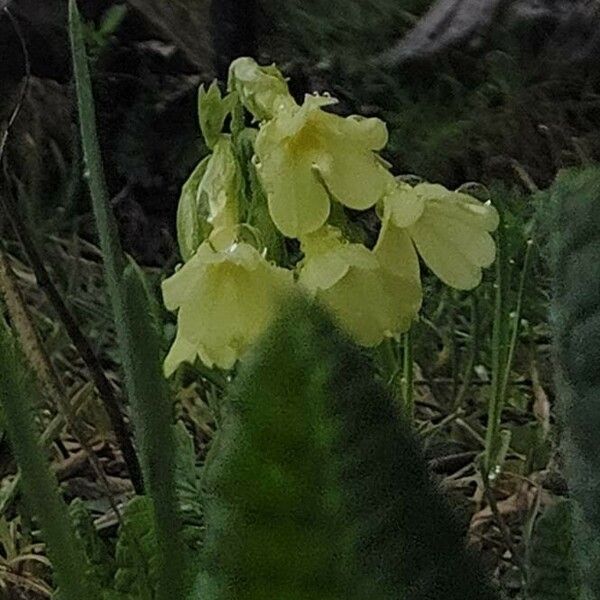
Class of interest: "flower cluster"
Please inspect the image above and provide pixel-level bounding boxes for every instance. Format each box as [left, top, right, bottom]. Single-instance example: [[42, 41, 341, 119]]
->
[[162, 57, 499, 374]]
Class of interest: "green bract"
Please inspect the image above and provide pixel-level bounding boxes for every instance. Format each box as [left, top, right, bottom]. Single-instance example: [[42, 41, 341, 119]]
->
[[176, 156, 211, 262], [198, 81, 238, 150]]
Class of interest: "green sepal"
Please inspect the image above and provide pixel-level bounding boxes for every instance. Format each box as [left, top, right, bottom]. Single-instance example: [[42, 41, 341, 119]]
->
[[176, 155, 212, 261], [198, 81, 238, 149]]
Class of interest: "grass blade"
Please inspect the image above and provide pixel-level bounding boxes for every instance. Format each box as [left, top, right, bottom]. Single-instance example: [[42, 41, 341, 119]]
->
[[0, 322, 95, 599], [68, 2, 187, 597]]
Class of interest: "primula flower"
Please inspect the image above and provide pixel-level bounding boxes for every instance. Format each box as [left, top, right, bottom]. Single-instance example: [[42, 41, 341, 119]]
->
[[255, 94, 394, 238], [378, 182, 499, 290], [228, 57, 295, 121], [162, 230, 293, 374], [298, 227, 421, 346]]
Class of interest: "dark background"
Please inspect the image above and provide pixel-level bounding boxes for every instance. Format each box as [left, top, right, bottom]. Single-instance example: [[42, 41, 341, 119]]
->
[[2, 0, 599, 264]]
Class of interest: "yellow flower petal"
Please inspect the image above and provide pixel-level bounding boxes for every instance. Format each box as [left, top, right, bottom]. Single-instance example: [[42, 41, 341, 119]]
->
[[374, 213, 421, 284], [164, 332, 197, 377], [257, 142, 330, 238], [345, 114, 389, 149], [319, 267, 391, 346], [317, 112, 393, 210], [428, 193, 500, 235], [298, 227, 420, 346], [161, 255, 204, 311], [383, 183, 426, 228], [373, 212, 423, 328], [409, 220, 483, 290], [255, 101, 335, 237], [413, 183, 499, 231], [408, 190, 499, 290], [255, 93, 393, 236], [299, 226, 379, 291]]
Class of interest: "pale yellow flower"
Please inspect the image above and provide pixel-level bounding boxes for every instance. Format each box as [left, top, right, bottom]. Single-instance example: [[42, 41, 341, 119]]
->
[[298, 227, 421, 346], [255, 94, 394, 238], [379, 182, 499, 290], [162, 231, 293, 374], [228, 57, 296, 121]]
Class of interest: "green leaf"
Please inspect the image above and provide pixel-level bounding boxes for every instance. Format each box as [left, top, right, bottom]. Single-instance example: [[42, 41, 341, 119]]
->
[[69, 498, 116, 590], [121, 262, 188, 599], [549, 167, 600, 596], [114, 496, 158, 600], [173, 422, 204, 551], [99, 4, 128, 37], [197, 296, 498, 600], [198, 81, 237, 149], [68, 0, 144, 492], [113, 428, 203, 599]]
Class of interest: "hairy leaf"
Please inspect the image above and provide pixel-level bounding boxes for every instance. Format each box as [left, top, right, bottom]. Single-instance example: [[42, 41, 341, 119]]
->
[[197, 296, 498, 599]]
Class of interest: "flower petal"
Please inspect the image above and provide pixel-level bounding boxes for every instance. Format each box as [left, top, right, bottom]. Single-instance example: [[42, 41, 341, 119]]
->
[[402, 184, 499, 290], [299, 227, 419, 346], [430, 194, 500, 233], [339, 114, 389, 150], [257, 145, 330, 237], [409, 207, 495, 290], [299, 227, 378, 291], [163, 331, 197, 377], [318, 265, 418, 346], [374, 214, 421, 284], [383, 183, 426, 228], [299, 251, 350, 291], [161, 254, 205, 311], [318, 133, 393, 210], [318, 267, 386, 346]]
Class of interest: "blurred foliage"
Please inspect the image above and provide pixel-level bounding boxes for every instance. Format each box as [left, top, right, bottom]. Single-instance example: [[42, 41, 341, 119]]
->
[[526, 499, 582, 600], [262, 0, 431, 63]]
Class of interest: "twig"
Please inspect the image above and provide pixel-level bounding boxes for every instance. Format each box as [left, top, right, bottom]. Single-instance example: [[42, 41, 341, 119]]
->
[[0, 7, 143, 494], [69, 3, 186, 596]]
